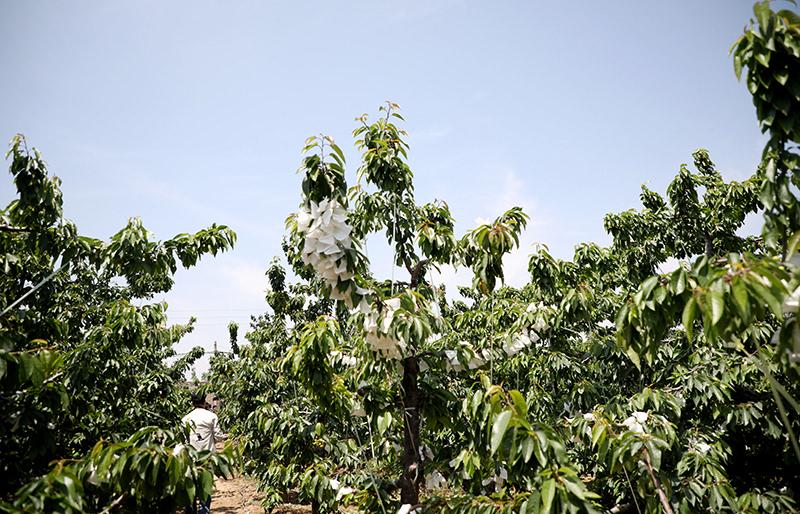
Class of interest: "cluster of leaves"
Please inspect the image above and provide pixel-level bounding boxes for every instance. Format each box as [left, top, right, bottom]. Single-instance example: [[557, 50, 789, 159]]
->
[[0, 135, 237, 511], [210, 117, 799, 514], [732, 1, 800, 252], [462, 207, 529, 294], [733, 1, 800, 149], [13, 4, 800, 513], [202, 3, 800, 514], [7, 426, 235, 513], [348, 103, 458, 276], [204, 261, 370, 513], [604, 149, 761, 281]]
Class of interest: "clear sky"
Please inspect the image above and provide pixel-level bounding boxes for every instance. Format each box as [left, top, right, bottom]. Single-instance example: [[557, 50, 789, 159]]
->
[[1, 1, 768, 374]]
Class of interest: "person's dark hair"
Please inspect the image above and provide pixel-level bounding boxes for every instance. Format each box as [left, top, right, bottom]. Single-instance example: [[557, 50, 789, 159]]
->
[[190, 392, 205, 407]]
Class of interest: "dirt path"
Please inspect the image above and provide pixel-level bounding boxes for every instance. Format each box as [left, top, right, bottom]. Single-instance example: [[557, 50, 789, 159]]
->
[[211, 474, 310, 514]]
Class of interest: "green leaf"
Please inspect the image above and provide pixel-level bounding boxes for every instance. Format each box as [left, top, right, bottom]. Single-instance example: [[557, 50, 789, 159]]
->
[[185, 481, 196, 505], [199, 470, 213, 498], [671, 268, 686, 295], [509, 390, 527, 416], [521, 436, 535, 463], [541, 478, 556, 512], [330, 144, 346, 165], [625, 345, 641, 370], [732, 280, 751, 322], [754, 1, 771, 31], [746, 278, 783, 318], [710, 290, 725, 325], [683, 296, 697, 342], [591, 423, 606, 447], [734, 51, 743, 80], [639, 276, 659, 300], [786, 230, 800, 259], [563, 478, 586, 500], [377, 412, 392, 436], [490, 410, 513, 455]]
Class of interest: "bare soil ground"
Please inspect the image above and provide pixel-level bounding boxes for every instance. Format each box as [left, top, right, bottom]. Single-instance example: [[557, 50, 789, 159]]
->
[[211, 474, 310, 514]]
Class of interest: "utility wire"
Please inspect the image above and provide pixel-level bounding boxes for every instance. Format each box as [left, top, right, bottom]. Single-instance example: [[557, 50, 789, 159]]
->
[[1, 262, 68, 319], [173, 351, 233, 356], [166, 309, 262, 312]]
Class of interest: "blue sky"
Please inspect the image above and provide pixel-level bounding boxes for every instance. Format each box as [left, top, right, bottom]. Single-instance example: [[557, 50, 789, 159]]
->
[[1, 1, 767, 373]]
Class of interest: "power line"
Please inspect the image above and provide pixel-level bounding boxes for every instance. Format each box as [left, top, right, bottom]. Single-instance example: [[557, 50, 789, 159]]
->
[[166, 313, 263, 318], [167, 307, 264, 312], [173, 351, 233, 356], [1, 263, 68, 318], [185, 323, 255, 327]]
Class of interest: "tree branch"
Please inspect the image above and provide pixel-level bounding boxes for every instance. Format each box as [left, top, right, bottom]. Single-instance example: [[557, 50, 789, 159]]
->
[[409, 259, 431, 288], [0, 224, 30, 233], [642, 448, 674, 514]]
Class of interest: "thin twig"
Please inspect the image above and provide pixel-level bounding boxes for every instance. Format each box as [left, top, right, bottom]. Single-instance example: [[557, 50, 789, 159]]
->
[[100, 493, 126, 514], [642, 448, 674, 514], [360, 419, 387, 514], [621, 466, 642, 514]]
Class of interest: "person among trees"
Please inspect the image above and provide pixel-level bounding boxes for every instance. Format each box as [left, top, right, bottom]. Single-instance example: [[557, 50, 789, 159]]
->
[[183, 392, 227, 514]]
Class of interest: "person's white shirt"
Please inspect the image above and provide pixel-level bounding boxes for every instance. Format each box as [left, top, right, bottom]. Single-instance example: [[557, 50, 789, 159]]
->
[[182, 407, 226, 452]]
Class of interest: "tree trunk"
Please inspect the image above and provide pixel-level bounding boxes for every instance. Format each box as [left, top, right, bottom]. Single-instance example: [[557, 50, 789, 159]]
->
[[704, 234, 713, 260], [400, 355, 421, 505], [398, 259, 428, 506]]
